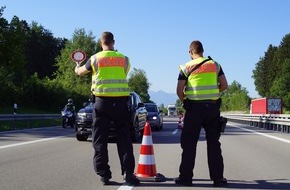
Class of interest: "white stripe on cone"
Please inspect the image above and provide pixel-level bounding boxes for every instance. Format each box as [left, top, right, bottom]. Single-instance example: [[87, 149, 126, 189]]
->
[[138, 154, 155, 165], [141, 135, 153, 145]]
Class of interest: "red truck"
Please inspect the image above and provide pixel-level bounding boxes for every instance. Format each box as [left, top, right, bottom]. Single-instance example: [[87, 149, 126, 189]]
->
[[250, 98, 282, 114]]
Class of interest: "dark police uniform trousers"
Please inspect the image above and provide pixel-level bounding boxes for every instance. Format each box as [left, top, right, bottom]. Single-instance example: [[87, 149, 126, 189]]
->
[[92, 96, 135, 179], [179, 100, 224, 181]]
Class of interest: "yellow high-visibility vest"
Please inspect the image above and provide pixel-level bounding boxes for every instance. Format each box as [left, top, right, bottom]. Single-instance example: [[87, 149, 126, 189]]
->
[[90, 50, 130, 97], [180, 57, 220, 100]]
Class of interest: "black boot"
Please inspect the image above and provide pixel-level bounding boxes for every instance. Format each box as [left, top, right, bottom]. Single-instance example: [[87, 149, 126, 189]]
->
[[213, 178, 227, 187], [123, 174, 140, 186], [174, 177, 192, 186]]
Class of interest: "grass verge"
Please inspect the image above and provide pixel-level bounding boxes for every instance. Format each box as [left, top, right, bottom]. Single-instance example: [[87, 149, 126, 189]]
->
[[0, 119, 61, 131]]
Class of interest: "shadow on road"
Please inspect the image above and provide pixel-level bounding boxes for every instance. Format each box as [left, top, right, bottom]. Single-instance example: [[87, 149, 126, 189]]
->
[[132, 177, 290, 189], [224, 178, 290, 189]]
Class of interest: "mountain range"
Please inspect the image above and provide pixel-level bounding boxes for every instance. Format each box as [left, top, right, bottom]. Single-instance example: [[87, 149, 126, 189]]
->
[[148, 90, 178, 107]]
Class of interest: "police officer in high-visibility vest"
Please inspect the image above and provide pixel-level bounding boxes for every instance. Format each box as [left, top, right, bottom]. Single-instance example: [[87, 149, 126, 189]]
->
[[74, 32, 140, 186], [174, 40, 228, 187]]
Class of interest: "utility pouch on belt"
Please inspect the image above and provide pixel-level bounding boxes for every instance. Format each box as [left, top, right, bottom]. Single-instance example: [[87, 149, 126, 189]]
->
[[182, 99, 190, 111]]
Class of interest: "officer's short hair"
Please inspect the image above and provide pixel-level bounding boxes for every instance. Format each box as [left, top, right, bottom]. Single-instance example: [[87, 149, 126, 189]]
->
[[101, 32, 114, 46], [189, 40, 204, 54]]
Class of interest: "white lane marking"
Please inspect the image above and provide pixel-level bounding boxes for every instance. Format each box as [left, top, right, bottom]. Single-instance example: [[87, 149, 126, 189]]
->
[[118, 184, 134, 190], [231, 124, 290, 144], [0, 136, 65, 149], [172, 129, 179, 135]]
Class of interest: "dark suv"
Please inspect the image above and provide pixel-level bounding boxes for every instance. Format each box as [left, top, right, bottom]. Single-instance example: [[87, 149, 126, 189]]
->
[[144, 103, 163, 131], [75, 92, 148, 142]]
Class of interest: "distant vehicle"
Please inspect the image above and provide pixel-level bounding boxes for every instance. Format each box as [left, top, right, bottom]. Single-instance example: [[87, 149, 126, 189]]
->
[[75, 92, 148, 142], [144, 103, 163, 131], [167, 104, 176, 117], [250, 97, 282, 114]]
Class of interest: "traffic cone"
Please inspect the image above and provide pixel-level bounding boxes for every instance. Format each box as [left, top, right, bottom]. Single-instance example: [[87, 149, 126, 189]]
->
[[135, 121, 165, 182]]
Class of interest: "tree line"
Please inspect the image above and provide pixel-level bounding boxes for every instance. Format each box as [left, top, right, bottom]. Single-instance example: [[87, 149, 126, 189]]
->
[[1, 6, 289, 113], [252, 33, 290, 110], [0, 7, 151, 112]]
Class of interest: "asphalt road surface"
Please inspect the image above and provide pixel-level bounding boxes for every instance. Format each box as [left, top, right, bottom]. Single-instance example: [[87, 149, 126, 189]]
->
[[1, 117, 290, 190]]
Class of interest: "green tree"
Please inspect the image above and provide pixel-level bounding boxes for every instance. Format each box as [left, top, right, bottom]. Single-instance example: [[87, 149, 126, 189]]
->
[[272, 33, 290, 77], [51, 28, 100, 107], [0, 6, 7, 65], [220, 80, 251, 112], [128, 68, 150, 102], [25, 22, 66, 79], [0, 7, 14, 104], [4, 16, 29, 86], [270, 58, 290, 109], [252, 45, 277, 97], [158, 103, 167, 114], [176, 99, 184, 113], [0, 15, 30, 105], [252, 33, 290, 111]]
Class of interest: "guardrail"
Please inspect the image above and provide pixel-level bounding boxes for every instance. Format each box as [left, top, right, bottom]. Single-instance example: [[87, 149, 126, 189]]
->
[[1, 114, 290, 134], [0, 114, 60, 121], [222, 114, 290, 134]]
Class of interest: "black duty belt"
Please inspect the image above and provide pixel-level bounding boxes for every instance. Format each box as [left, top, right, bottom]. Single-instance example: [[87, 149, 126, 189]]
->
[[95, 96, 129, 101], [187, 99, 217, 104]]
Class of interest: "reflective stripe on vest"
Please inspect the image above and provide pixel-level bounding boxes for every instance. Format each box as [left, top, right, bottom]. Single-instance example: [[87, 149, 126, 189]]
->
[[94, 88, 131, 93], [186, 93, 220, 99], [180, 57, 220, 100], [90, 51, 130, 97], [93, 79, 128, 85], [186, 85, 218, 91]]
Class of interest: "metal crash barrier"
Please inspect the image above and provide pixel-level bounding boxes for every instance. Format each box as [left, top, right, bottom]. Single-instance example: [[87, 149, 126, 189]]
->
[[222, 114, 290, 134], [0, 114, 60, 121]]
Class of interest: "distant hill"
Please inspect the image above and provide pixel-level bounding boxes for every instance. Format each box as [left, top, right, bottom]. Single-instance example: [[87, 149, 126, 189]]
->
[[149, 90, 178, 107]]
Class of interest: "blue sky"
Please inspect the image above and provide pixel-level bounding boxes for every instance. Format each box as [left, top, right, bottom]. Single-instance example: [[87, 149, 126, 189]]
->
[[2, 0, 290, 98]]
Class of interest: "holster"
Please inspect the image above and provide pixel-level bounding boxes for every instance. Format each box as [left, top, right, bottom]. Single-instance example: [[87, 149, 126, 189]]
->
[[91, 93, 95, 103], [216, 98, 222, 109], [182, 99, 190, 111], [218, 116, 227, 133]]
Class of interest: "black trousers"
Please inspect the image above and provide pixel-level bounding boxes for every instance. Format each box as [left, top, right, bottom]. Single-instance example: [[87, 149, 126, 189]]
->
[[92, 96, 135, 178], [179, 101, 224, 181]]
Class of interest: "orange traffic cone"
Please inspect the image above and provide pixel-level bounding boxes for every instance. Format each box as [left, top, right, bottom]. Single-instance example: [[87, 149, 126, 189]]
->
[[135, 121, 165, 182]]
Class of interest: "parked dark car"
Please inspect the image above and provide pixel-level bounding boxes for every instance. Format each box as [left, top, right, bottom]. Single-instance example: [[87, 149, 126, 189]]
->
[[144, 103, 163, 131], [75, 92, 148, 142]]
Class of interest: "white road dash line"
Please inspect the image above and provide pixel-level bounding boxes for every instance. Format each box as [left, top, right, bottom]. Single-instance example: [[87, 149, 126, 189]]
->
[[231, 124, 290, 144], [117, 184, 134, 190], [172, 128, 179, 135], [0, 136, 65, 149]]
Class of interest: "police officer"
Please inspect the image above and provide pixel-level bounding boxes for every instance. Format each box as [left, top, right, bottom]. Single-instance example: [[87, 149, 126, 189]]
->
[[74, 31, 140, 186], [175, 40, 228, 187]]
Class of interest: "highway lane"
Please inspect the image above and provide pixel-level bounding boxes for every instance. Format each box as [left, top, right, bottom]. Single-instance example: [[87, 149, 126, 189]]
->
[[1, 118, 290, 190], [0, 126, 71, 148]]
